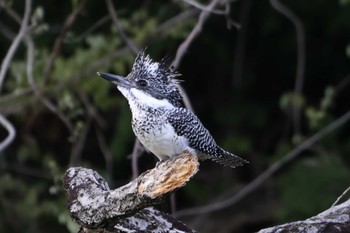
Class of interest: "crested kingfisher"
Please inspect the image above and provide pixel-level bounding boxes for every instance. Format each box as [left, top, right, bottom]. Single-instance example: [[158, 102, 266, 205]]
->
[[97, 51, 248, 168]]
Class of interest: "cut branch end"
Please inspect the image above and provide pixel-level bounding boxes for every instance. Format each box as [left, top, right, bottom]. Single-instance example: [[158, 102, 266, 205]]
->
[[138, 150, 199, 198]]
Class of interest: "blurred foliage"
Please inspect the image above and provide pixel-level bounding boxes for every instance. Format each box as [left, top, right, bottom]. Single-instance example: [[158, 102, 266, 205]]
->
[[0, 0, 350, 233]]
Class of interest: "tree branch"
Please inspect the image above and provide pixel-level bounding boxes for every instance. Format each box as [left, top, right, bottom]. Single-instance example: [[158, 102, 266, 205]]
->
[[270, 0, 306, 135], [171, 0, 225, 114], [130, 138, 144, 180], [43, 0, 86, 82], [95, 125, 114, 183], [232, 0, 251, 87], [64, 15, 111, 44], [63, 151, 199, 232], [332, 186, 350, 207], [105, 0, 139, 55], [258, 199, 350, 233], [182, 0, 226, 15], [0, 0, 30, 151], [0, 0, 31, 93], [172, 0, 222, 69], [0, 114, 16, 151]]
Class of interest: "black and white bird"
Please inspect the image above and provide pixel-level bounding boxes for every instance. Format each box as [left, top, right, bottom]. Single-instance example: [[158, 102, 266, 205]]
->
[[97, 51, 248, 168]]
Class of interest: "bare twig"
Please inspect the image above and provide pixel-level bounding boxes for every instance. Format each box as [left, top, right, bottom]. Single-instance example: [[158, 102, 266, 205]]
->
[[0, 162, 51, 179], [1, 3, 22, 24], [131, 139, 144, 180], [175, 109, 350, 218], [224, 0, 241, 29], [177, 84, 195, 113], [0, 0, 30, 151], [64, 15, 111, 43], [182, 0, 226, 15], [153, 9, 198, 38], [26, 34, 74, 133], [43, 0, 86, 82], [270, 0, 306, 135], [172, 0, 223, 114], [105, 0, 139, 55], [78, 92, 113, 179], [332, 186, 350, 207], [0, 114, 16, 151], [79, 91, 106, 129], [172, 0, 222, 69], [0, 88, 32, 114], [232, 0, 251, 87], [95, 126, 114, 183], [0, 0, 31, 93], [0, 20, 16, 41], [334, 73, 350, 98], [69, 119, 91, 166]]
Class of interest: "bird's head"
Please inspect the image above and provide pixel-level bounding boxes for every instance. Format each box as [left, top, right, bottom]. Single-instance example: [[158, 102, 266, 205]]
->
[[97, 51, 184, 108]]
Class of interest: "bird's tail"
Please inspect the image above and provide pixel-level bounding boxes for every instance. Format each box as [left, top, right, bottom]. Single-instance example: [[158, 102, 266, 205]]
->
[[211, 148, 248, 168]]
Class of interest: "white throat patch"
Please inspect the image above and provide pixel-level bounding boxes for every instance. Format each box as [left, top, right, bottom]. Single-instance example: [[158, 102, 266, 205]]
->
[[130, 88, 173, 109], [117, 86, 173, 109]]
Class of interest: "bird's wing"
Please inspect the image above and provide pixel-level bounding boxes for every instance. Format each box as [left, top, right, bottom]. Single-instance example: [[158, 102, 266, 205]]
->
[[166, 108, 221, 157], [167, 108, 248, 168]]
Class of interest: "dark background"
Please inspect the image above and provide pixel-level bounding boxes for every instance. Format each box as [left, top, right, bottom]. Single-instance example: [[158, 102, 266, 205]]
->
[[0, 0, 350, 232]]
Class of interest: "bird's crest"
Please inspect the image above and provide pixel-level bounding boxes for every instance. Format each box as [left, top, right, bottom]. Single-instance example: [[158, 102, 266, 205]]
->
[[130, 50, 182, 85]]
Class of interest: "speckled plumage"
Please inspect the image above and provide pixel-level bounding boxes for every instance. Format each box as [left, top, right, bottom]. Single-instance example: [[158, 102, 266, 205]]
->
[[98, 51, 248, 168]]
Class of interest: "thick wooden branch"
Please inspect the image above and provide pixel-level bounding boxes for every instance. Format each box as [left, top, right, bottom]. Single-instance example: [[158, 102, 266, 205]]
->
[[258, 199, 350, 233], [63, 151, 199, 232]]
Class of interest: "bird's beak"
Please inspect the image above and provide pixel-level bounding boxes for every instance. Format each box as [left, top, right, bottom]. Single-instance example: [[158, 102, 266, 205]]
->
[[97, 72, 133, 89]]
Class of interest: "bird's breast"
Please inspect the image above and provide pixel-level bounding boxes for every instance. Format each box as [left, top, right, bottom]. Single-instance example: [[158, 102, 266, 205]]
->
[[132, 117, 189, 160]]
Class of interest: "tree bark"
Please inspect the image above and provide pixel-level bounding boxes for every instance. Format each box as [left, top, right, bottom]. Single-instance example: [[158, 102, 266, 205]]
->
[[63, 151, 199, 233]]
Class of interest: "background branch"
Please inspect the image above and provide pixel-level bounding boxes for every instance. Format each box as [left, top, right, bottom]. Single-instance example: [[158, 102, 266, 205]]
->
[[232, 0, 251, 87], [0, 0, 31, 152], [270, 0, 306, 135], [26, 34, 75, 133], [43, 0, 86, 82], [0, 0, 31, 92], [0, 114, 16, 151], [105, 0, 139, 55], [64, 15, 111, 44], [130, 139, 144, 180], [95, 126, 114, 183], [172, 0, 222, 69], [182, 0, 225, 15]]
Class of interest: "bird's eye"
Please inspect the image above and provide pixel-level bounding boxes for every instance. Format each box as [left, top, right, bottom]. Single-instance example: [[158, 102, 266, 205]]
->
[[137, 80, 148, 87]]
